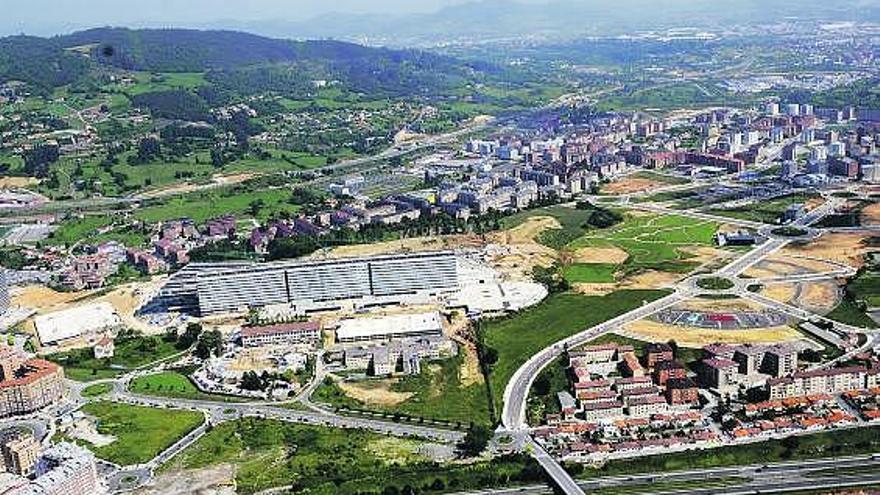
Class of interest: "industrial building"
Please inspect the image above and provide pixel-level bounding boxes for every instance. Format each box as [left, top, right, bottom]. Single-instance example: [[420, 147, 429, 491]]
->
[[336, 312, 444, 344], [149, 252, 460, 316]]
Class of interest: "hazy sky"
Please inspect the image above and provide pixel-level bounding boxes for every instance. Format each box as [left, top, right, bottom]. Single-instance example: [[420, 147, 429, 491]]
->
[[0, 0, 485, 36]]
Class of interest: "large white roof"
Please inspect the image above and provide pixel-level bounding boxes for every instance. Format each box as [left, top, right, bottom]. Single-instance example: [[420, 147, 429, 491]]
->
[[34, 302, 121, 344], [336, 312, 442, 340]]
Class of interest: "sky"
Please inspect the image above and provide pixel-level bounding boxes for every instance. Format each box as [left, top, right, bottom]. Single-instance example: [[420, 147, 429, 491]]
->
[[0, 0, 485, 36]]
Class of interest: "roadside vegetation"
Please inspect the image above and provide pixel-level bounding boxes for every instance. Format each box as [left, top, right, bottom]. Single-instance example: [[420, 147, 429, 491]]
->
[[129, 368, 246, 403], [167, 418, 548, 495]]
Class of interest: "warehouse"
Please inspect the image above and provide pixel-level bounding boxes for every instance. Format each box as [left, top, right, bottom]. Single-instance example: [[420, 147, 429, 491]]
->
[[336, 312, 444, 344]]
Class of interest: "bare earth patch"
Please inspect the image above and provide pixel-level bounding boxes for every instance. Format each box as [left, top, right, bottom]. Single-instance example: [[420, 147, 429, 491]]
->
[[0, 177, 40, 188], [618, 270, 682, 290], [761, 283, 798, 305], [676, 297, 766, 312], [620, 320, 804, 348], [135, 464, 236, 495], [799, 281, 842, 314], [337, 380, 413, 407], [781, 233, 871, 270], [315, 234, 483, 259], [603, 177, 665, 195], [571, 246, 630, 264], [861, 202, 880, 225]]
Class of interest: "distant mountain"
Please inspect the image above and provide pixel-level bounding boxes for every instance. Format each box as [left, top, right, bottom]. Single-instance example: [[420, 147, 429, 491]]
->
[[0, 28, 501, 96], [229, 0, 880, 45]]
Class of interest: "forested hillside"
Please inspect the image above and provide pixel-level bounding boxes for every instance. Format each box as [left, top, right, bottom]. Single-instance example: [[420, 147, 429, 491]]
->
[[0, 28, 501, 99]]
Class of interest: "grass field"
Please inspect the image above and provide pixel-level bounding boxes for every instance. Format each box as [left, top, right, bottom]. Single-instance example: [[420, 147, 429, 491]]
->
[[47, 215, 150, 248], [313, 352, 491, 426], [79, 402, 204, 466], [482, 290, 671, 415], [705, 193, 820, 225], [168, 418, 545, 495], [569, 213, 719, 274], [129, 370, 246, 402], [562, 263, 618, 283], [47, 334, 182, 382], [825, 298, 879, 329], [135, 187, 300, 223], [81, 383, 114, 398]]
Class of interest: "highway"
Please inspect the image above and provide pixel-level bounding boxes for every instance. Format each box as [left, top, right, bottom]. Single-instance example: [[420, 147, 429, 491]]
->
[[451, 454, 880, 495]]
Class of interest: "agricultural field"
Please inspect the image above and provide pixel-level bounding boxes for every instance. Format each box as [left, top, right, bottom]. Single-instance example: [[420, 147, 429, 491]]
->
[[167, 418, 545, 495], [481, 289, 671, 415], [76, 402, 204, 466]]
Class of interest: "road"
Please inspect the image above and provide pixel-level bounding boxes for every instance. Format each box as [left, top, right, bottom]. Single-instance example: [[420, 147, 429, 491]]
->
[[497, 192, 865, 494], [451, 453, 880, 495]]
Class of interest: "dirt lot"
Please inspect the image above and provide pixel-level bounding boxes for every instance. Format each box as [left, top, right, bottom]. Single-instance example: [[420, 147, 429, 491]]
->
[[862, 202, 880, 225], [315, 234, 483, 259], [0, 177, 39, 188], [135, 464, 236, 495], [571, 246, 630, 264], [781, 233, 872, 270], [338, 380, 413, 407], [620, 320, 804, 348], [602, 177, 667, 195], [761, 283, 799, 305], [676, 297, 765, 312]]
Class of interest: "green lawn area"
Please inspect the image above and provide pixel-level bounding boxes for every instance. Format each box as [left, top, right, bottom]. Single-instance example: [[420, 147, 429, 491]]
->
[[845, 267, 880, 308], [47, 333, 182, 382], [129, 371, 246, 403], [573, 425, 880, 479], [135, 187, 299, 223], [313, 352, 491, 426], [81, 382, 114, 398], [168, 418, 545, 495], [46, 214, 152, 249], [562, 263, 618, 283], [825, 298, 879, 329], [568, 212, 719, 274], [79, 402, 204, 465], [481, 290, 671, 416], [705, 193, 820, 225]]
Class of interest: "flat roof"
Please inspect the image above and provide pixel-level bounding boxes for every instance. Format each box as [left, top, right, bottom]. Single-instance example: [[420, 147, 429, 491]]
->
[[336, 312, 443, 341], [242, 322, 321, 339], [34, 302, 120, 344]]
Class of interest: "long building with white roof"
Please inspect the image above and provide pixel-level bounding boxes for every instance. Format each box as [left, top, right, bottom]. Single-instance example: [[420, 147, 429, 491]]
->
[[336, 312, 444, 344], [149, 251, 460, 316]]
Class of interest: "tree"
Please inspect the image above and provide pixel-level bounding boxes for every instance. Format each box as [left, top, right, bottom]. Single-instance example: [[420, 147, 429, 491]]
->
[[459, 424, 492, 457], [241, 371, 264, 391]]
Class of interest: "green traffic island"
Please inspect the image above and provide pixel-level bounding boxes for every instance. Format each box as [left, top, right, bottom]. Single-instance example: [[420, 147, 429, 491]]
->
[[771, 226, 809, 237], [80, 382, 114, 398], [695, 276, 735, 291]]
